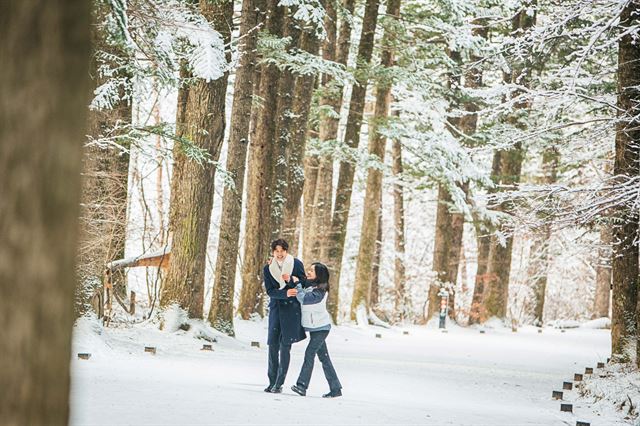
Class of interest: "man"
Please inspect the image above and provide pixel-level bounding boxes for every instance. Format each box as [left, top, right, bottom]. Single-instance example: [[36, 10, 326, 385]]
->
[[264, 238, 306, 393]]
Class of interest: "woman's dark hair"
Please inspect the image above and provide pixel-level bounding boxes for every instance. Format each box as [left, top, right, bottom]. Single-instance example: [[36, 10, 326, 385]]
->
[[270, 238, 289, 252], [312, 262, 330, 291]]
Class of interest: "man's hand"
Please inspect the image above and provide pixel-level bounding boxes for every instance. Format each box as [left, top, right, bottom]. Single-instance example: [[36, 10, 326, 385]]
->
[[267, 257, 273, 265], [292, 276, 299, 283], [286, 288, 298, 297], [282, 273, 291, 282]]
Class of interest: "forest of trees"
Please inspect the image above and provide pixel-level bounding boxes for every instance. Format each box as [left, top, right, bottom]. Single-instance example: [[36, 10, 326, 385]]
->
[[3, 0, 640, 422]]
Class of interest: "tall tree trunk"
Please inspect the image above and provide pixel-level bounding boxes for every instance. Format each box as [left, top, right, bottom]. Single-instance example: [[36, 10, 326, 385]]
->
[[277, 26, 322, 246], [209, 0, 265, 336], [161, 0, 233, 318], [481, 6, 535, 321], [429, 184, 466, 321], [528, 147, 559, 326], [349, 0, 397, 322], [269, 15, 301, 240], [593, 225, 612, 319], [0, 0, 90, 423], [469, 152, 501, 324], [392, 134, 407, 322], [369, 198, 383, 310], [303, 0, 355, 268], [429, 37, 486, 322], [328, 0, 381, 321], [611, 0, 640, 363], [238, 0, 286, 319], [77, 0, 132, 315]]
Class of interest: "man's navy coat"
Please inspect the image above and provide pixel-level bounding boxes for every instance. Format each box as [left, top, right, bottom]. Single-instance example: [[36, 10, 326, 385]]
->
[[264, 258, 307, 346]]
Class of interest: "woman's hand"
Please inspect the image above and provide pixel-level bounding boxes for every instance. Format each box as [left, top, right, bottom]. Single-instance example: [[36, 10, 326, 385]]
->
[[286, 288, 298, 297], [282, 273, 291, 282], [292, 276, 299, 283]]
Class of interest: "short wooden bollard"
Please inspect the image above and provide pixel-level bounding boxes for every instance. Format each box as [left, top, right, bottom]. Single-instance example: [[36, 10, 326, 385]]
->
[[145, 346, 156, 355], [574, 373, 583, 382], [597, 362, 605, 369], [585, 367, 593, 374], [538, 329, 543, 334], [561, 329, 566, 333], [251, 341, 260, 348], [607, 357, 610, 363], [202, 344, 213, 351], [552, 390, 563, 400], [375, 333, 382, 338], [576, 421, 590, 426], [563, 382, 573, 390], [441, 329, 448, 334], [77, 353, 91, 360], [560, 403, 573, 413], [403, 331, 409, 335], [479, 330, 486, 334]]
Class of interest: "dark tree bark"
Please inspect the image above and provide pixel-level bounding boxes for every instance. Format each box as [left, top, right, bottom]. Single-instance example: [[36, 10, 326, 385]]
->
[[303, 0, 355, 270], [326, 0, 381, 320], [0, 0, 90, 423], [350, 0, 399, 322], [280, 28, 322, 247], [209, 0, 265, 336], [161, 0, 233, 318], [238, 0, 286, 319], [269, 15, 302, 240], [611, 0, 640, 363]]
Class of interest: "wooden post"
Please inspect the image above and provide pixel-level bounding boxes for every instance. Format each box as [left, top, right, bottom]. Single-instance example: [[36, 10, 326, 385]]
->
[[574, 373, 583, 381], [560, 403, 573, 413], [129, 291, 136, 315], [552, 390, 563, 400], [563, 382, 573, 390]]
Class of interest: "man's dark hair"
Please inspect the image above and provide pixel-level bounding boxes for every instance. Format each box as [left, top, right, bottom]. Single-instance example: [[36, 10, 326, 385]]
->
[[312, 262, 330, 291], [270, 238, 289, 252]]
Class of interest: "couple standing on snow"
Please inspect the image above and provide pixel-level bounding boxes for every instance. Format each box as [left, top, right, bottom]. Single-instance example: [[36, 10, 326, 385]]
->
[[262, 238, 342, 398]]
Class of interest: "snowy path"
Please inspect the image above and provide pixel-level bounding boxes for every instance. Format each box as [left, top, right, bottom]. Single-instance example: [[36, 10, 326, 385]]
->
[[70, 320, 611, 425]]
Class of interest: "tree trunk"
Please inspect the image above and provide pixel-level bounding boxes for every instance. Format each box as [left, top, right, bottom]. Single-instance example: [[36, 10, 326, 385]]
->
[[593, 225, 612, 319], [327, 0, 381, 321], [392, 130, 407, 322], [0, 0, 90, 423], [611, 0, 640, 363], [209, 0, 265, 336], [469, 152, 501, 324], [369, 198, 383, 309], [269, 15, 301, 240], [77, 0, 132, 315], [161, 0, 233, 319], [238, 0, 286, 319], [349, 0, 397, 322], [481, 6, 535, 321], [303, 0, 355, 270], [528, 147, 559, 326], [429, 41, 483, 322], [278, 27, 322, 245]]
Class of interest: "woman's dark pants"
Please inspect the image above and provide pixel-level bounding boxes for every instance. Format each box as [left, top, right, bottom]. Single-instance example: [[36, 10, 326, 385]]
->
[[296, 330, 341, 392]]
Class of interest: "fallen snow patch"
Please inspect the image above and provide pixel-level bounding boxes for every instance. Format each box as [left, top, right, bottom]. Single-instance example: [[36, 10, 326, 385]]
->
[[581, 317, 611, 329]]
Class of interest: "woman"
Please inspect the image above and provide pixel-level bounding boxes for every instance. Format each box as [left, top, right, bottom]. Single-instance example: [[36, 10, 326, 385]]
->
[[290, 262, 342, 398]]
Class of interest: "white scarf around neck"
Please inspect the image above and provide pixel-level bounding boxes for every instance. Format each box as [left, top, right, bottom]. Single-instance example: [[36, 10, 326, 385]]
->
[[269, 254, 294, 289]]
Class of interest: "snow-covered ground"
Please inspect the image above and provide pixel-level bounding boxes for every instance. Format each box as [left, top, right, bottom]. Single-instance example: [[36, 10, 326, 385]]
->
[[70, 317, 629, 425]]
